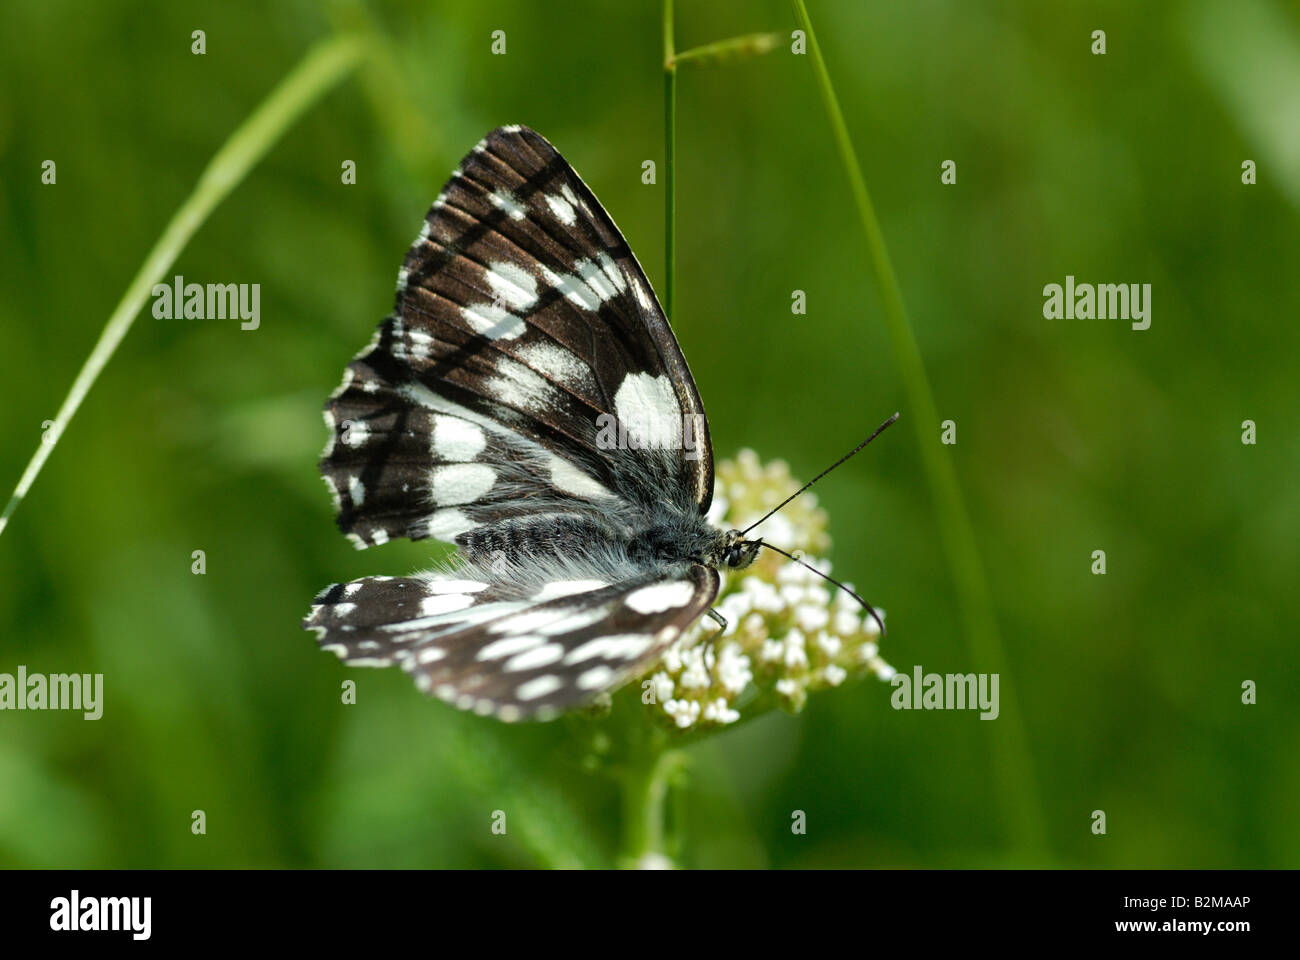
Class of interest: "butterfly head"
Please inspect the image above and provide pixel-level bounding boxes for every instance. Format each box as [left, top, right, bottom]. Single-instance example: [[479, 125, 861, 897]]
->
[[721, 530, 762, 570]]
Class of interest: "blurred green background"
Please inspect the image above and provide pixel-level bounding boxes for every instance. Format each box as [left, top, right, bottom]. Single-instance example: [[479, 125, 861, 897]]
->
[[2, 0, 1297, 868]]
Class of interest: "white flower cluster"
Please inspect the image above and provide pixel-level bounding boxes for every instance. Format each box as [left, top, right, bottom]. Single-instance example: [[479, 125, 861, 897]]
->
[[640, 450, 894, 731]]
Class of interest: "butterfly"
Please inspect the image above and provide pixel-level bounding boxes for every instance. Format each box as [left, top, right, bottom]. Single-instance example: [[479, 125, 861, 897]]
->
[[303, 125, 890, 721]]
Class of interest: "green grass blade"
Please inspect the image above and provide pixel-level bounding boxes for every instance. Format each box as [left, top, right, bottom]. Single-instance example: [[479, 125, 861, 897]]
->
[[789, 0, 1048, 860], [663, 0, 677, 325], [0, 34, 365, 539], [672, 32, 780, 66]]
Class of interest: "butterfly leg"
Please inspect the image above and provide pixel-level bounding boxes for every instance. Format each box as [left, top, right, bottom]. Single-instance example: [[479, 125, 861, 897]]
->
[[701, 607, 728, 653], [686, 608, 728, 679]]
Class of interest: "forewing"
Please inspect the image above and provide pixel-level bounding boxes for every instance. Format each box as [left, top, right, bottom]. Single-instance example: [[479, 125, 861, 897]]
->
[[322, 124, 713, 551], [304, 564, 720, 720]]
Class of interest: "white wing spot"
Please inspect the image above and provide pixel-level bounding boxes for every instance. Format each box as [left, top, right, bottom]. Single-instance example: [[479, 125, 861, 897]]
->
[[433, 416, 487, 461], [483, 360, 559, 412], [421, 579, 489, 594], [347, 475, 365, 506], [597, 252, 628, 293], [560, 183, 588, 216], [478, 634, 547, 661], [386, 602, 527, 634], [418, 593, 475, 616], [516, 675, 564, 701], [548, 454, 615, 500], [505, 643, 566, 672], [614, 373, 682, 450], [630, 276, 654, 312], [460, 301, 526, 340], [536, 606, 612, 636], [540, 264, 601, 312], [490, 189, 527, 220], [625, 581, 694, 614], [423, 508, 475, 540], [488, 608, 574, 635], [514, 340, 596, 394], [545, 192, 576, 225], [431, 463, 496, 505], [342, 422, 370, 447], [532, 580, 608, 601], [404, 328, 434, 360], [486, 261, 539, 311], [577, 259, 618, 302], [564, 634, 654, 664], [577, 665, 615, 691]]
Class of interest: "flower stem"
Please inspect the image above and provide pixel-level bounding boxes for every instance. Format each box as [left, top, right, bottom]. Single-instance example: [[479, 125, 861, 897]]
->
[[0, 34, 365, 539], [620, 742, 687, 868], [789, 0, 1048, 861]]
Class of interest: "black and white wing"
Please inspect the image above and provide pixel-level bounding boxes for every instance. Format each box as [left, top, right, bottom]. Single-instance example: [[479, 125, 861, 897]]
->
[[304, 566, 720, 720], [321, 125, 713, 553]]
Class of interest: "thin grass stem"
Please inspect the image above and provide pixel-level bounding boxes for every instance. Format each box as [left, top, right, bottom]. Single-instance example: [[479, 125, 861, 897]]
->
[[663, 0, 677, 325], [789, 0, 1048, 860], [0, 35, 365, 538]]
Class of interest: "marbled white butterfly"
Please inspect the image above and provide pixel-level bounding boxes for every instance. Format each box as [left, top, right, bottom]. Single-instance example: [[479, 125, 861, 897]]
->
[[303, 125, 891, 721]]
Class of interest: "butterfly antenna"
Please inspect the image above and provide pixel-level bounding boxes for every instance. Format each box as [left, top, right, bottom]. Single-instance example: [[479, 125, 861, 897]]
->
[[756, 540, 887, 638], [739, 412, 900, 537]]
